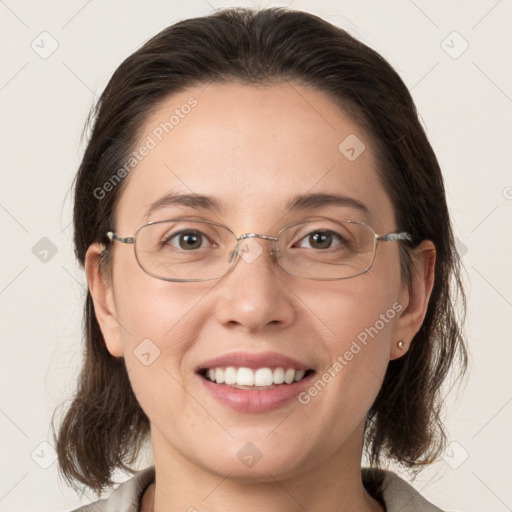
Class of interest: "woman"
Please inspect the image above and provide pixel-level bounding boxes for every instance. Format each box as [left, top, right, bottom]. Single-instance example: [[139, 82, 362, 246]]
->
[[56, 7, 468, 512]]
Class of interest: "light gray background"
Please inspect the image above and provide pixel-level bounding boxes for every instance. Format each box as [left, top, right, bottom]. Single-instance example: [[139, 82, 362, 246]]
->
[[1, 1, 511, 511]]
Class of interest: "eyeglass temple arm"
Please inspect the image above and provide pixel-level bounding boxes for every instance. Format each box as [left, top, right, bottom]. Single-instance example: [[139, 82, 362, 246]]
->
[[377, 232, 412, 242], [106, 231, 135, 244]]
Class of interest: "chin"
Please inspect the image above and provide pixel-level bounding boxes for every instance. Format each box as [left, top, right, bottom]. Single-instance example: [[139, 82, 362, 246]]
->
[[187, 440, 317, 484]]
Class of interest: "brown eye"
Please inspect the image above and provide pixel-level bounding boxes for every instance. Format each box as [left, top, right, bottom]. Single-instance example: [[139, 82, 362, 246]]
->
[[164, 230, 208, 251], [296, 230, 344, 250]]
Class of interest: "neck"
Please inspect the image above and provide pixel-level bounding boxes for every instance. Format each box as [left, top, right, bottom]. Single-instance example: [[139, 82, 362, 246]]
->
[[144, 422, 384, 512]]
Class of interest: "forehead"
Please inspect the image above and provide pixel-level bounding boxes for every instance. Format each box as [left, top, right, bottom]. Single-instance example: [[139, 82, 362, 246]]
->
[[114, 81, 395, 232]]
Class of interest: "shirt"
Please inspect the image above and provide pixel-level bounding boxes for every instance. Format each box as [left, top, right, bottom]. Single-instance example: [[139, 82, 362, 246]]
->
[[70, 466, 445, 512]]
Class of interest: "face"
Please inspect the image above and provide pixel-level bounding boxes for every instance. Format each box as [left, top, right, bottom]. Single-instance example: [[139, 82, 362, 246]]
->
[[89, 81, 419, 482]]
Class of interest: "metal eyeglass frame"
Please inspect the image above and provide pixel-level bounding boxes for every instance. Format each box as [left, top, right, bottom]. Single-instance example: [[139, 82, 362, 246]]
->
[[105, 218, 412, 282]]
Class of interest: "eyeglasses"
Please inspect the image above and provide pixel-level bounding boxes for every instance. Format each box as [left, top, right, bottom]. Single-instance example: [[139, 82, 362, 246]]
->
[[106, 217, 412, 282]]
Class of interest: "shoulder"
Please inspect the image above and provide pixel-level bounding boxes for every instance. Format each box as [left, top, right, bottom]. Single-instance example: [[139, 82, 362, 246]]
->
[[68, 467, 155, 512], [362, 467, 447, 512]]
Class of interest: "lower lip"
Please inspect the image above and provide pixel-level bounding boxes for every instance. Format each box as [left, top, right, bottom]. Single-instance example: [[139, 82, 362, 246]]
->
[[197, 372, 315, 413]]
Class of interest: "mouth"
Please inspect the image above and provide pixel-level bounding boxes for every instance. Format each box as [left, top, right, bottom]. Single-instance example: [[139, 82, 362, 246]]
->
[[195, 351, 317, 412], [197, 366, 315, 390]]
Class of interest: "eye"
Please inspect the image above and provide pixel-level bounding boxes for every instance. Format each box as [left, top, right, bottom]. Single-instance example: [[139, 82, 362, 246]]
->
[[163, 230, 211, 251], [295, 230, 346, 250]]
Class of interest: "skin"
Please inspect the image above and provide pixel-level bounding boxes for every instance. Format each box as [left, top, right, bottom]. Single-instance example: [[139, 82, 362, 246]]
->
[[86, 81, 435, 512]]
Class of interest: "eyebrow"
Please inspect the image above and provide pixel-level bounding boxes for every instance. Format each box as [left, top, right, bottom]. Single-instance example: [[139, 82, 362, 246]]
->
[[143, 191, 369, 221], [144, 193, 221, 222], [285, 192, 369, 215]]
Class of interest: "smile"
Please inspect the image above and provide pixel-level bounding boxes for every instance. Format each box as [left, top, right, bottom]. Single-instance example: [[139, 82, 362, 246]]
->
[[200, 366, 314, 389]]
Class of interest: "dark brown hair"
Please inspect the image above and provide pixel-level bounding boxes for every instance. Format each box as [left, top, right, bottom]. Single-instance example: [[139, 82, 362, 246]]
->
[[54, 7, 468, 493]]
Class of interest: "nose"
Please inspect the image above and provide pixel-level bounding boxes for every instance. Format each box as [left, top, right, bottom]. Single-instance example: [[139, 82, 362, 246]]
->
[[213, 235, 296, 332]]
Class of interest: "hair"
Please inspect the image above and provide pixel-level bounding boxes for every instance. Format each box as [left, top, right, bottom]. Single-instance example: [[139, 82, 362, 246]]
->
[[54, 6, 468, 494]]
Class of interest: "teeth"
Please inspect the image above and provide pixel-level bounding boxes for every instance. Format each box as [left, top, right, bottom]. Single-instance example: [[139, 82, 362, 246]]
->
[[237, 367, 255, 386], [294, 369, 306, 382], [254, 368, 273, 386], [224, 367, 237, 385], [204, 366, 309, 387], [273, 367, 285, 384], [284, 368, 295, 384]]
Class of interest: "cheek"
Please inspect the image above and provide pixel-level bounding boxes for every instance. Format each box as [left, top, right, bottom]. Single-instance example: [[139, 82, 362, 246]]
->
[[323, 293, 397, 385], [309, 250, 402, 353], [112, 249, 208, 346], [323, 282, 400, 353], [111, 258, 218, 406], [113, 283, 199, 429], [299, 267, 403, 412]]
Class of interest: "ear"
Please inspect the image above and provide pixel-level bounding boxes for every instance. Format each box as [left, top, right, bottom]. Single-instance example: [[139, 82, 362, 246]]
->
[[390, 240, 436, 360], [85, 243, 124, 357]]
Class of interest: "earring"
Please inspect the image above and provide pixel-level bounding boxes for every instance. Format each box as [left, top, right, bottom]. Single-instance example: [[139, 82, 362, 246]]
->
[[397, 340, 404, 349]]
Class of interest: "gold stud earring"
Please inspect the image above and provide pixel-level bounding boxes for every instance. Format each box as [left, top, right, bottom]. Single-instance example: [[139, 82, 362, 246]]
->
[[397, 340, 404, 349]]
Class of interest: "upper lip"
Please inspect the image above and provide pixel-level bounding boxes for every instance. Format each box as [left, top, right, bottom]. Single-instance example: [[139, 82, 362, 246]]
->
[[197, 351, 313, 372]]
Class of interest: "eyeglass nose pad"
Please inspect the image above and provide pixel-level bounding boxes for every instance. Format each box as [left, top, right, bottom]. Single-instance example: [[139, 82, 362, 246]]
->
[[228, 240, 245, 264], [228, 247, 238, 264]]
